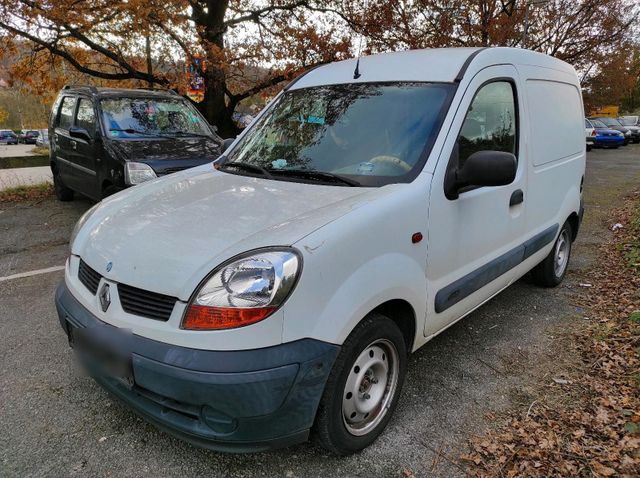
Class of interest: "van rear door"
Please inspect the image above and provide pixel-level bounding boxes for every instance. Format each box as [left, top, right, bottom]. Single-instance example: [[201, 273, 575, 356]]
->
[[425, 65, 527, 336]]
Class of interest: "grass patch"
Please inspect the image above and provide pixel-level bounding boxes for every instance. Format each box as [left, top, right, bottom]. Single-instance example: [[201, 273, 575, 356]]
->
[[30, 146, 50, 156], [0, 156, 49, 169], [0, 183, 53, 202]]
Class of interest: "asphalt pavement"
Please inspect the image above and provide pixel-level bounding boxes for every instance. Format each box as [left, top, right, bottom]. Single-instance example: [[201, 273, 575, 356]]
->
[[1, 146, 639, 477]]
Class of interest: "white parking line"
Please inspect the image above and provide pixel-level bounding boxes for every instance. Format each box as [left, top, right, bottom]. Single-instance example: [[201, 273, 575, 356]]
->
[[0, 265, 65, 283]]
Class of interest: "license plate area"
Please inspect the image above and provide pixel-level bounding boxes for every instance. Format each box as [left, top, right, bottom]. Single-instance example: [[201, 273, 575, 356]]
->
[[68, 322, 134, 389]]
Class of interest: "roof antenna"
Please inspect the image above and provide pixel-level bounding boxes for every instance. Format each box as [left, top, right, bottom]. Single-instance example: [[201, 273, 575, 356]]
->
[[353, 0, 368, 79]]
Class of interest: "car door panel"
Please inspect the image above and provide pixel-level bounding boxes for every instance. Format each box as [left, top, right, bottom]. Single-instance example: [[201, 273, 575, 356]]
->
[[53, 96, 78, 188], [69, 98, 99, 198], [425, 65, 527, 337]]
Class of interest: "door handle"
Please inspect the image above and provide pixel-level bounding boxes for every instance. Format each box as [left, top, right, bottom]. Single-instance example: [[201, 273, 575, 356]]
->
[[71, 140, 77, 150], [509, 189, 524, 207]]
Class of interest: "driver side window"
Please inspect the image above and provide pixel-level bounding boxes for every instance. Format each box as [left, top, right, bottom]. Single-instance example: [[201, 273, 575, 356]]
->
[[457, 81, 517, 168]]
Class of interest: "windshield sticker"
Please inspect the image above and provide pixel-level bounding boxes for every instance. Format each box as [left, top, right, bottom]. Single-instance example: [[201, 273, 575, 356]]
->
[[271, 159, 288, 169], [357, 162, 375, 175], [296, 113, 325, 125]]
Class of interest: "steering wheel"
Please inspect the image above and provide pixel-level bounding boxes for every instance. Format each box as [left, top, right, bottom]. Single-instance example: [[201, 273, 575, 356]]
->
[[368, 155, 413, 173]]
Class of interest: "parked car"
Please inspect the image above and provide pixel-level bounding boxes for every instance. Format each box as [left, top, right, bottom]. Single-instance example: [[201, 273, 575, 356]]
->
[[36, 129, 49, 148], [56, 48, 585, 455], [0, 130, 18, 145], [588, 119, 625, 148], [618, 116, 640, 140], [589, 116, 633, 144], [585, 119, 596, 151], [618, 115, 639, 126], [48, 85, 224, 201], [18, 129, 40, 144]]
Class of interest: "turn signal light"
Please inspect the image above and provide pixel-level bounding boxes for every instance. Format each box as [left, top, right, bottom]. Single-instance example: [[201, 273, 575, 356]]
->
[[182, 305, 277, 330]]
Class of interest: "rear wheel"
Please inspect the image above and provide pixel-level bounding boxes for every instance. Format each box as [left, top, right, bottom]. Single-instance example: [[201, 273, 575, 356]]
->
[[53, 166, 74, 202], [531, 221, 573, 287], [313, 313, 407, 455]]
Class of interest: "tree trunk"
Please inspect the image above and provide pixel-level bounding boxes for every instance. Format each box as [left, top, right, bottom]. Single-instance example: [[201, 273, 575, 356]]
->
[[196, 60, 239, 138]]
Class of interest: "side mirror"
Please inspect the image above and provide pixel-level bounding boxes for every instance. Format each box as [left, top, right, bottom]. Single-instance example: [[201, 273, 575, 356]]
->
[[69, 126, 92, 142], [445, 150, 516, 200], [222, 137, 235, 152]]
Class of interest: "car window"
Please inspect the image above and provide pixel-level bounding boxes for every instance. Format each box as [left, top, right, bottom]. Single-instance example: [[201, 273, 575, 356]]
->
[[592, 119, 606, 128], [100, 97, 212, 138], [76, 99, 96, 136], [58, 97, 76, 129], [457, 81, 517, 168], [599, 117, 620, 127], [225, 82, 454, 187]]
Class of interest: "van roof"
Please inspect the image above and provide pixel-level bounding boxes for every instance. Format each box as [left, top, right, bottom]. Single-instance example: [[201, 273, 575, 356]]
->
[[289, 47, 576, 90]]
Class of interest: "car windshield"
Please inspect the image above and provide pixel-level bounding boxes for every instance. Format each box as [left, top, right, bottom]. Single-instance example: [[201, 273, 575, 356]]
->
[[591, 120, 607, 128], [599, 117, 621, 127], [101, 97, 212, 139], [618, 118, 637, 126], [223, 83, 454, 187]]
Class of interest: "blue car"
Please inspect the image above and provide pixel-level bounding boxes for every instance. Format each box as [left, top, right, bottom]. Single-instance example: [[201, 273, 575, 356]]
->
[[587, 119, 625, 148]]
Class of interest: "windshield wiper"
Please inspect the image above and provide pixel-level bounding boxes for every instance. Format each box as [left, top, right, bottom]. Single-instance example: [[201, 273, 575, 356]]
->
[[219, 161, 273, 178], [168, 131, 212, 138], [270, 169, 360, 187], [109, 128, 170, 138]]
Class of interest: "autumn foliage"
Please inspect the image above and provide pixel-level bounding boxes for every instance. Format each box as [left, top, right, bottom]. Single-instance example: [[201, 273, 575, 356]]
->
[[463, 192, 640, 477], [1, 1, 639, 135]]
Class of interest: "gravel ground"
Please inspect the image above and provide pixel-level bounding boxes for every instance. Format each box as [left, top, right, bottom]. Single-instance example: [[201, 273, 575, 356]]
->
[[1, 146, 639, 478]]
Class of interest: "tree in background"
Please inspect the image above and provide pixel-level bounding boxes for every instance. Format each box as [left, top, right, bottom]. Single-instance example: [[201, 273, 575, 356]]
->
[[0, 0, 352, 136], [0, 105, 8, 126], [328, 0, 637, 71], [0, 0, 638, 132], [582, 44, 640, 113]]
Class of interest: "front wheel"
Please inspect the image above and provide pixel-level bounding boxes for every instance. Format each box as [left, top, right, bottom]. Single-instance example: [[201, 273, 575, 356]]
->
[[531, 221, 573, 287], [313, 313, 407, 455]]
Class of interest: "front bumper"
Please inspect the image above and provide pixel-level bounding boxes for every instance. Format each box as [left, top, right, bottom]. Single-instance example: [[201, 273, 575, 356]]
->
[[55, 282, 340, 452]]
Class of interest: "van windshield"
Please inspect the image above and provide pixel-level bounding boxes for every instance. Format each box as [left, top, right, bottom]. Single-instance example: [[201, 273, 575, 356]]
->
[[101, 97, 212, 139], [223, 83, 454, 186]]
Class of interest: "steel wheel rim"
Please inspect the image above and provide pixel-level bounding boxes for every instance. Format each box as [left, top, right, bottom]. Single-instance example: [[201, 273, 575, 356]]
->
[[554, 229, 570, 277], [342, 339, 399, 437]]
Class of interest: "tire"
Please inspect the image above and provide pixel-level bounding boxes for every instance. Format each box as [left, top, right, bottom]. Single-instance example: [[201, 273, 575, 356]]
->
[[313, 312, 408, 455], [531, 221, 573, 287], [53, 167, 74, 202]]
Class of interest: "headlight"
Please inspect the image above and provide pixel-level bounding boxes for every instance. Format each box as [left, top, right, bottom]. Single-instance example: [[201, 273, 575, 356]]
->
[[124, 162, 157, 185], [182, 249, 301, 330], [625, 131, 631, 136], [70, 203, 100, 252]]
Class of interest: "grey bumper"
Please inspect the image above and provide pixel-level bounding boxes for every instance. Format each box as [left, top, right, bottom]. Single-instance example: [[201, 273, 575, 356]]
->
[[55, 281, 340, 452]]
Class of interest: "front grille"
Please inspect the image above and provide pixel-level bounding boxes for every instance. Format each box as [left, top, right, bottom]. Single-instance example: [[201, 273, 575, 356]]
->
[[78, 259, 102, 294], [117, 283, 177, 321]]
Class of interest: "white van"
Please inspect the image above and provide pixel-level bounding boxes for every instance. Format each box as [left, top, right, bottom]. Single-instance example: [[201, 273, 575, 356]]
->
[[55, 47, 585, 455]]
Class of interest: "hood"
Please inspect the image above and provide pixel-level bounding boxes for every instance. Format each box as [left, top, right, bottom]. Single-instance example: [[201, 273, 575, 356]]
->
[[74, 167, 378, 300], [595, 128, 623, 135], [106, 136, 221, 162]]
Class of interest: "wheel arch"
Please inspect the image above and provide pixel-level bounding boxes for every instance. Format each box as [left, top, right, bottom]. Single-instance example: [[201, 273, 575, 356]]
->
[[369, 299, 416, 354]]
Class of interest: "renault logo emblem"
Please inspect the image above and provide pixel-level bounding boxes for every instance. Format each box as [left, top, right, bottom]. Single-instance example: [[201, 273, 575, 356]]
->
[[106, 261, 113, 272], [99, 283, 111, 312]]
